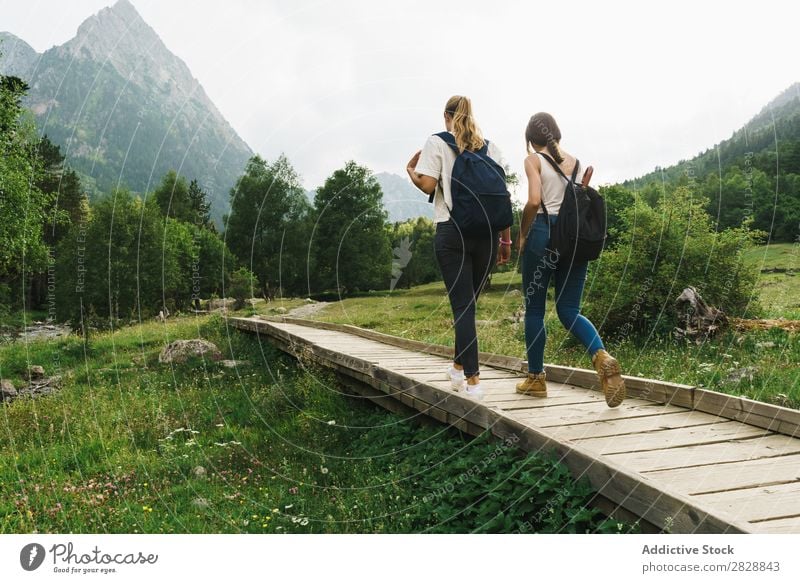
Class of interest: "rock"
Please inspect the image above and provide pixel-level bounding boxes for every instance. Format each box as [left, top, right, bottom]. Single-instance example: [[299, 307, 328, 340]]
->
[[158, 339, 223, 364], [1, 379, 17, 401], [191, 497, 210, 510], [28, 365, 46, 380], [724, 366, 758, 384], [192, 466, 207, 479], [771, 393, 793, 408], [505, 308, 525, 324], [273, 307, 288, 314], [755, 341, 776, 349], [206, 298, 236, 311], [506, 289, 522, 297], [305, 298, 315, 303], [220, 359, 249, 368]]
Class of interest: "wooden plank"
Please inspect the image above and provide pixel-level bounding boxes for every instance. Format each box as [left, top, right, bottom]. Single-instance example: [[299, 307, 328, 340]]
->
[[546, 411, 726, 441], [608, 434, 800, 473], [494, 395, 605, 411], [747, 516, 800, 533], [575, 422, 768, 455], [245, 317, 800, 438], [643, 454, 800, 495], [693, 481, 800, 523], [483, 409, 750, 533], [512, 401, 684, 428]]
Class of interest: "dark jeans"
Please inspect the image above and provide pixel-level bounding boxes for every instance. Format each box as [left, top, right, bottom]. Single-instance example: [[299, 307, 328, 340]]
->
[[521, 213, 604, 373], [434, 220, 498, 378]]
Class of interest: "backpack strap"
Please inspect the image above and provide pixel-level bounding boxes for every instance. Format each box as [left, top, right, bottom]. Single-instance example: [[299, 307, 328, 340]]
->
[[427, 132, 488, 203], [426, 132, 457, 203], [537, 151, 580, 183], [536, 151, 580, 222]]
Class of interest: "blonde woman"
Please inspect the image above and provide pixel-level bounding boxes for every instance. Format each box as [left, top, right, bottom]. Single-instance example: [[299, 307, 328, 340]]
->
[[406, 96, 512, 400], [516, 112, 625, 407]]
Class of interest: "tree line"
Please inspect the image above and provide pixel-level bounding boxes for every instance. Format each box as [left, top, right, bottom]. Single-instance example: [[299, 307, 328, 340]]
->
[[2, 67, 765, 337], [0, 71, 439, 330]]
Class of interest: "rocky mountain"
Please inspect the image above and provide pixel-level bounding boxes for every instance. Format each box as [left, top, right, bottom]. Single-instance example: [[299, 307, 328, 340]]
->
[[374, 172, 433, 222], [0, 0, 252, 227]]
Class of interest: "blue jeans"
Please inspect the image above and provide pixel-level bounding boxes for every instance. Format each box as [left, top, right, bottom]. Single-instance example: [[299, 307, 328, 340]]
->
[[521, 214, 604, 373]]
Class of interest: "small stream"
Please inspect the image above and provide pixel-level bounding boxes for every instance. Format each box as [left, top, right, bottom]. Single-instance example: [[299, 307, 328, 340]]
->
[[0, 321, 72, 343]]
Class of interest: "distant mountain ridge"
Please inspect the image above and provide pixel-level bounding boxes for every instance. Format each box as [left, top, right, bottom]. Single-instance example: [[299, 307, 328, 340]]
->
[[0, 0, 252, 227], [625, 82, 800, 187], [621, 82, 800, 241]]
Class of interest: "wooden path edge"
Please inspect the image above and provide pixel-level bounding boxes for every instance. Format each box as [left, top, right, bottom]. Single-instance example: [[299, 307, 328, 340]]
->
[[260, 315, 800, 439], [231, 316, 757, 534]]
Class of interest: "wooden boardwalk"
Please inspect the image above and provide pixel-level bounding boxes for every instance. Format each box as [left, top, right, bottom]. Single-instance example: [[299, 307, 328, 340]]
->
[[232, 315, 800, 534]]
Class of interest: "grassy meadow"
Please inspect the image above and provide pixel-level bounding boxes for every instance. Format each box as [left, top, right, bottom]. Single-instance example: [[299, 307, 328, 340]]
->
[[0, 313, 630, 534]]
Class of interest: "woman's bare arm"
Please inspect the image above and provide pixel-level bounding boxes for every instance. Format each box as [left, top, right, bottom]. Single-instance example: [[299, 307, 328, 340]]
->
[[519, 153, 542, 249]]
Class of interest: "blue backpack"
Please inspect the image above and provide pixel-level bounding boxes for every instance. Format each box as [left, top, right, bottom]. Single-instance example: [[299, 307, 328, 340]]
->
[[428, 131, 513, 236]]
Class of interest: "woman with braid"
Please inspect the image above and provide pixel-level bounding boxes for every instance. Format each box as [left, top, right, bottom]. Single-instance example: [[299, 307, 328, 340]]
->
[[406, 96, 511, 400], [515, 112, 625, 408]]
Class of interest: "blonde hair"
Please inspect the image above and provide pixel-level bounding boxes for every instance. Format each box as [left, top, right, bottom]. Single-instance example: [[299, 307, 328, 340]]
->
[[445, 95, 484, 153]]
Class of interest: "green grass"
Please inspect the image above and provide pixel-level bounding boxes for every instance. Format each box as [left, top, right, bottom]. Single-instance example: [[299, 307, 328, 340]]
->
[[743, 242, 800, 319], [0, 313, 632, 533], [0, 308, 50, 330], [318, 269, 800, 409]]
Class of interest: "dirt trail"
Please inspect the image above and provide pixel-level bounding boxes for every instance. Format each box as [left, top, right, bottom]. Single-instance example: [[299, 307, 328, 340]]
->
[[286, 301, 332, 319]]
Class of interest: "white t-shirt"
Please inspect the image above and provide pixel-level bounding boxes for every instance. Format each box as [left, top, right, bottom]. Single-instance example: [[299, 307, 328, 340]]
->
[[415, 133, 507, 223]]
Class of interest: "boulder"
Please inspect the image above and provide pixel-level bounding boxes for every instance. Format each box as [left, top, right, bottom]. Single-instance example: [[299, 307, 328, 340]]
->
[[206, 298, 236, 311], [191, 497, 211, 510], [28, 365, 46, 381], [158, 339, 223, 364], [220, 360, 249, 368], [0, 379, 17, 402]]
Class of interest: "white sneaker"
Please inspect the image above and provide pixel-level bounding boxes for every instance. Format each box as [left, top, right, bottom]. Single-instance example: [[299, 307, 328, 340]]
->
[[464, 383, 484, 400], [446, 366, 465, 391]]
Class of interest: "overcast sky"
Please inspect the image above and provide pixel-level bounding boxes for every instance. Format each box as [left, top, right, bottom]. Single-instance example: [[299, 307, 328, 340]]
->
[[1, 0, 798, 194]]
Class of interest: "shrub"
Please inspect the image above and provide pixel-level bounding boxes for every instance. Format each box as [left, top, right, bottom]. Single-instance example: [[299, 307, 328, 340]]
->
[[228, 267, 258, 309], [585, 187, 763, 336]]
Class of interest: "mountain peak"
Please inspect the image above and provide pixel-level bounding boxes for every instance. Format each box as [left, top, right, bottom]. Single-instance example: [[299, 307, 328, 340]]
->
[[62, 0, 162, 76], [0, 31, 40, 78], [0, 0, 252, 227]]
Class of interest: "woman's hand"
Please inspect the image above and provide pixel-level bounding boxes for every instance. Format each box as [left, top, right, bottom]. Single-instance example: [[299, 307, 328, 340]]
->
[[497, 243, 511, 265]]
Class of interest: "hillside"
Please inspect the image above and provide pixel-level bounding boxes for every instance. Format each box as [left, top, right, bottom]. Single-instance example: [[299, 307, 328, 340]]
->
[[0, 0, 252, 227], [623, 83, 800, 241]]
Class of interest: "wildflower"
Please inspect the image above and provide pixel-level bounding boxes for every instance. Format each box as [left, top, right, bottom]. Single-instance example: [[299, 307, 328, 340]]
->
[[327, 420, 336, 425], [272, 508, 279, 513], [320, 467, 329, 475]]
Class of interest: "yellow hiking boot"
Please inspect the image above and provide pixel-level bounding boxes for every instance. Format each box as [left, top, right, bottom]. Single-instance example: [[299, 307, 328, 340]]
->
[[592, 349, 626, 408], [516, 372, 547, 397]]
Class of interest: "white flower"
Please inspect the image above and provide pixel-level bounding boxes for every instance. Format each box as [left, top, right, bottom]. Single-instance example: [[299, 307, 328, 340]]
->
[[327, 420, 336, 425], [320, 466, 329, 474]]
